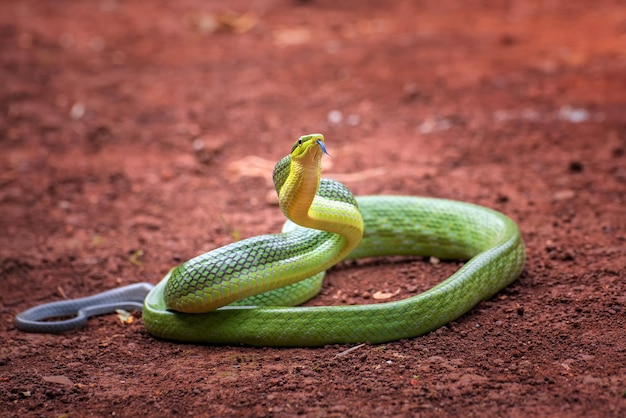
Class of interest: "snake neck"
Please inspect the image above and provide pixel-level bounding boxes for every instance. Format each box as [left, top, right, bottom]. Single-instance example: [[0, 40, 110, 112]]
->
[[277, 156, 319, 224]]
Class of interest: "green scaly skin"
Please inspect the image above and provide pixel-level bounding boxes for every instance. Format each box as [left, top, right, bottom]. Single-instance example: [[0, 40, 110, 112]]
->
[[143, 134, 525, 347]]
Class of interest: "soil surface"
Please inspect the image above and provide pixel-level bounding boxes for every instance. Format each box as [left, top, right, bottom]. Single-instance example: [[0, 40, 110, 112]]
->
[[1, 0, 625, 417]]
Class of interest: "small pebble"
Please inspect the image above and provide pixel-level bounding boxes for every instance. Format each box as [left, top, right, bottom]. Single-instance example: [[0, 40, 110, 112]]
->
[[559, 106, 589, 123], [70, 102, 85, 120], [192, 138, 205, 151]]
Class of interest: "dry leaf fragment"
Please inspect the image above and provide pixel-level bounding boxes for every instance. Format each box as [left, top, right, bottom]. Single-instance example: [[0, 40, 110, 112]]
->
[[129, 249, 143, 266], [190, 11, 258, 35], [56, 285, 68, 299], [372, 290, 399, 300], [218, 11, 258, 34], [116, 309, 135, 325], [334, 343, 366, 358]]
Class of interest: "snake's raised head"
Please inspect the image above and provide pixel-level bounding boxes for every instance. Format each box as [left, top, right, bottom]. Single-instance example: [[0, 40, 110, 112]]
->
[[273, 134, 325, 195], [290, 133, 327, 167]]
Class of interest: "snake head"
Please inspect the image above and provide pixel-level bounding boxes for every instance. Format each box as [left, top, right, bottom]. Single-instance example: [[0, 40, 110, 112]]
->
[[290, 134, 328, 164]]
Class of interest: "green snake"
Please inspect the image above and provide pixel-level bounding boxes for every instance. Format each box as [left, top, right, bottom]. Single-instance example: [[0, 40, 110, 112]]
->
[[15, 134, 525, 347]]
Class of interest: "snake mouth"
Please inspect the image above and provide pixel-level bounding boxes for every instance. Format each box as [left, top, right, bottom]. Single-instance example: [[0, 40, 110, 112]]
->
[[309, 140, 323, 160]]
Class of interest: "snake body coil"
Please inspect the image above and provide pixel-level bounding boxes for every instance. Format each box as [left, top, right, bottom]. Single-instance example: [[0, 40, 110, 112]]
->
[[142, 134, 525, 346]]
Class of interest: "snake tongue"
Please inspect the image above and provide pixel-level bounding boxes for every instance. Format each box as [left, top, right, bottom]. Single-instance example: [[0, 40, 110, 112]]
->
[[317, 139, 331, 158]]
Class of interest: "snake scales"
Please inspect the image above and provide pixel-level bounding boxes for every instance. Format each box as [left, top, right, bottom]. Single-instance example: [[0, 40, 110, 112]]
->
[[15, 134, 525, 347]]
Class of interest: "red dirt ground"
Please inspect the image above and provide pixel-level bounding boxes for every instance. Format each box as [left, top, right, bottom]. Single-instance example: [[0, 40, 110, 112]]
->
[[1, 0, 625, 416]]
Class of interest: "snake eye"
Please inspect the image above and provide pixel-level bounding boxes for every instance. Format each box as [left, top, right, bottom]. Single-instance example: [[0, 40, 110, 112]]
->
[[291, 138, 304, 153]]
